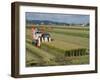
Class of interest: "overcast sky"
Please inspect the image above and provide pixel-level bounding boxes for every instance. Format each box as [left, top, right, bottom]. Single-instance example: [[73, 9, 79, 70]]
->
[[26, 12, 89, 24]]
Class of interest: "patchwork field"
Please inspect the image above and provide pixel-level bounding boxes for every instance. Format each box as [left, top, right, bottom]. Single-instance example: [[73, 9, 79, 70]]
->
[[26, 25, 89, 67]]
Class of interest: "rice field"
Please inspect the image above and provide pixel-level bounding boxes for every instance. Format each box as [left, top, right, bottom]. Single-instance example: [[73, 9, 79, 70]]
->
[[26, 25, 89, 67]]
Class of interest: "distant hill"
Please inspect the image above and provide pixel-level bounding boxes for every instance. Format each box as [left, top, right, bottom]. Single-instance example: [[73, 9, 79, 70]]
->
[[26, 20, 89, 27], [26, 20, 70, 25]]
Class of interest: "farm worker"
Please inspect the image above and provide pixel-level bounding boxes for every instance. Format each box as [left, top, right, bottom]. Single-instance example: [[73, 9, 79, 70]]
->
[[36, 37, 41, 47], [32, 26, 36, 40], [42, 37, 44, 42], [44, 37, 48, 42], [48, 37, 51, 42]]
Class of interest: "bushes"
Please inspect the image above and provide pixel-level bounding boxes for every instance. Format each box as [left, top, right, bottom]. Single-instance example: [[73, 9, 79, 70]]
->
[[65, 48, 88, 57]]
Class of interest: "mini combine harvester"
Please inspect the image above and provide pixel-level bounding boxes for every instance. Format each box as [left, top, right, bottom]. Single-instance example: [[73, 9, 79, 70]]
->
[[31, 25, 53, 47]]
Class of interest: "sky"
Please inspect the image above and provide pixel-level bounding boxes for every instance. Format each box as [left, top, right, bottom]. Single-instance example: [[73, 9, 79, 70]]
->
[[26, 12, 90, 24]]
